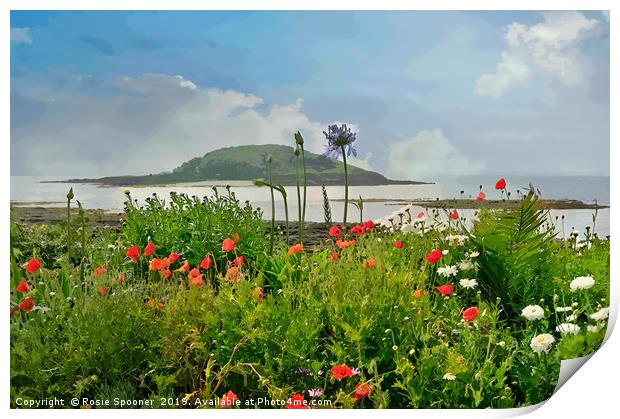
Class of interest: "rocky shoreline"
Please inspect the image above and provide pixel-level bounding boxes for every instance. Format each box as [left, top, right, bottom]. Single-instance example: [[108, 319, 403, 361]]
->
[[9, 205, 334, 248]]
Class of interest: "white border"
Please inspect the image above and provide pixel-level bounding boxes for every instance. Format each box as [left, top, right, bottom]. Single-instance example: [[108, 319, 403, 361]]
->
[[2, 1, 615, 418]]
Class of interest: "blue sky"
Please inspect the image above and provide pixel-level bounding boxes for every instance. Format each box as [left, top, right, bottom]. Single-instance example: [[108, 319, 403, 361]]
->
[[10, 10, 610, 179]]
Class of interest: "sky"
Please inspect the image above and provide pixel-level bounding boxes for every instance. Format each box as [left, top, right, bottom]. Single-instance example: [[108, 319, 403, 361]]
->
[[10, 10, 610, 180]]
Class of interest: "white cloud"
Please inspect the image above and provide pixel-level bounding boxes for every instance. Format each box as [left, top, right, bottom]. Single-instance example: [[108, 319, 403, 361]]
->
[[11, 74, 353, 177], [348, 152, 374, 171], [11, 27, 32, 44], [480, 130, 544, 142], [475, 12, 600, 97], [386, 129, 484, 179], [602, 11, 609, 22]]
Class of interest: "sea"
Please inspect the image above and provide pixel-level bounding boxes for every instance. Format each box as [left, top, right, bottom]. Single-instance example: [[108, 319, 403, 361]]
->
[[10, 175, 610, 238]]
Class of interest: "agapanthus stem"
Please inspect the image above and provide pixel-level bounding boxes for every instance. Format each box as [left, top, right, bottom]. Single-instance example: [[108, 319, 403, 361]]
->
[[301, 144, 307, 241], [341, 145, 349, 227], [295, 152, 302, 243], [267, 162, 275, 254]]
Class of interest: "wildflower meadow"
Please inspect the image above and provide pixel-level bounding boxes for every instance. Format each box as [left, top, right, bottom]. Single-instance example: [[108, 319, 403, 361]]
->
[[10, 128, 610, 409]]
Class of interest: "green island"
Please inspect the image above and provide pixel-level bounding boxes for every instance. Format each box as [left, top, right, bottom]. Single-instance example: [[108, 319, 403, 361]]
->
[[52, 144, 428, 187]]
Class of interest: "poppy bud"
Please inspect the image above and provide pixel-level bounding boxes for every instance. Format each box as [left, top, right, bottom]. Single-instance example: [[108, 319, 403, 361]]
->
[[66, 187, 74, 200]]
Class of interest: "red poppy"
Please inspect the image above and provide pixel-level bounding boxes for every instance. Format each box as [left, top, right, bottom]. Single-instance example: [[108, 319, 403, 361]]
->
[[18, 296, 35, 313], [233, 255, 245, 267], [328, 225, 342, 238], [336, 239, 356, 249], [331, 364, 354, 380], [189, 269, 203, 287], [393, 241, 403, 249], [94, 265, 107, 277], [363, 220, 375, 230], [287, 394, 310, 409], [354, 383, 372, 400], [328, 251, 340, 262], [222, 238, 235, 252], [495, 178, 506, 190], [476, 192, 486, 202], [118, 274, 125, 282], [363, 258, 376, 269], [436, 284, 454, 296], [25, 258, 41, 274], [417, 211, 425, 219], [200, 256, 213, 270], [426, 249, 442, 264], [227, 266, 240, 282], [126, 245, 140, 262], [16, 281, 30, 293], [288, 243, 303, 255], [161, 269, 172, 280], [144, 242, 155, 257], [350, 224, 364, 236], [177, 261, 190, 272], [98, 287, 107, 296], [149, 258, 170, 271], [220, 390, 238, 408], [168, 252, 180, 263], [450, 210, 458, 220], [149, 259, 159, 271], [462, 306, 479, 321]]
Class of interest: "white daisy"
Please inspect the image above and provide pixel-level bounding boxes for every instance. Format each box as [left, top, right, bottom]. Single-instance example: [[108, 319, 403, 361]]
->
[[521, 305, 545, 321], [556, 323, 581, 335], [443, 372, 456, 381], [457, 259, 474, 271], [400, 223, 418, 234], [468, 251, 480, 258], [530, 333, 555, 353], [459, 278, 478, 289], [446, 234, 469, 246], [587, 324, 601, 333], [555, 306, 573, 313], [589, 307, 609, 321], [570, 276, 595, 291], [437, 265, 458, 277]]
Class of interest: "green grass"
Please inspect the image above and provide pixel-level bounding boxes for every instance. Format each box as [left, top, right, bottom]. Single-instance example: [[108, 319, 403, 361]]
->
[[9, 189, 609, 409]]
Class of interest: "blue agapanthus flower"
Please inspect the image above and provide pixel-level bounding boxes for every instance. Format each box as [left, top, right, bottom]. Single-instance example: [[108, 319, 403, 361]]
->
[[322, 124, 357, 158]]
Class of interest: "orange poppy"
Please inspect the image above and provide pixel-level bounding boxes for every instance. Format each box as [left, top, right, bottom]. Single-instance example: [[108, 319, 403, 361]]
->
[[288, 243, 303, 255]]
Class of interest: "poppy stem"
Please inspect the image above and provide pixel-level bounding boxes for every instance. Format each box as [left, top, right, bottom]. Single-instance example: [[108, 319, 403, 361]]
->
[[66, 188, 74, 265], [280, 187, 290, 246], [77, 200, 86, 283], [341, 145, 349, 228]]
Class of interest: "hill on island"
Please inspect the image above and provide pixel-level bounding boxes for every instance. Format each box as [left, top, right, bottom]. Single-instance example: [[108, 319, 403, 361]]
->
[[62, 144, 427, 186]]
